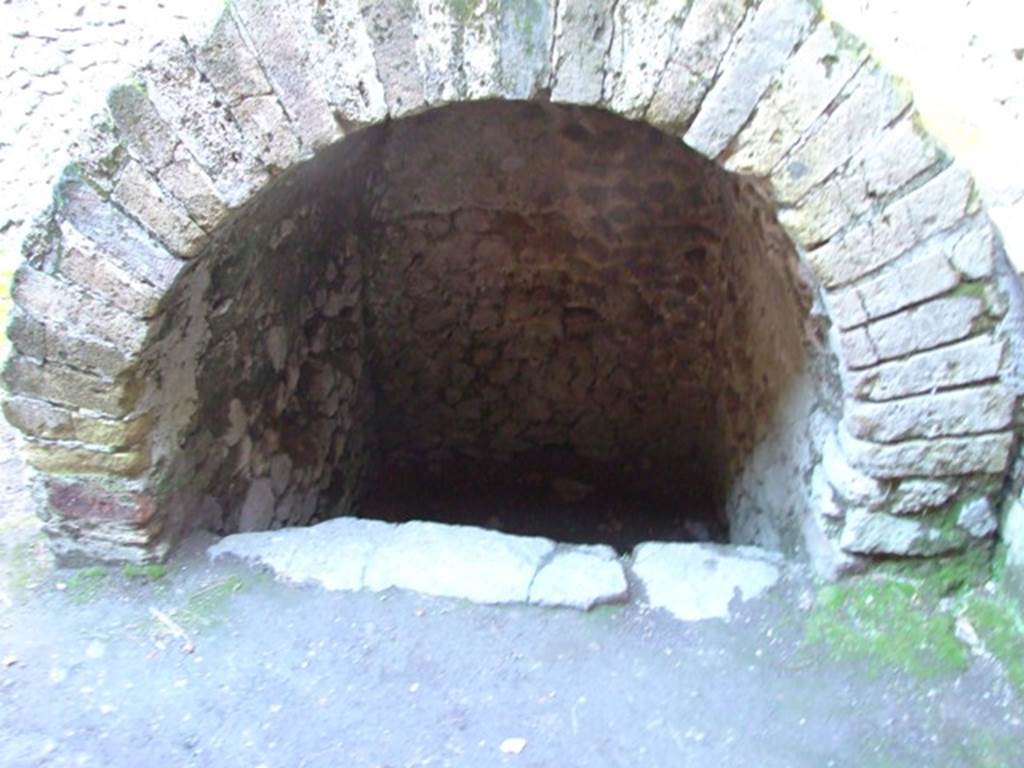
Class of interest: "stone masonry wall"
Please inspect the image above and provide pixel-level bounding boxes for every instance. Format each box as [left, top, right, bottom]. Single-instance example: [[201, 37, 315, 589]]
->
[[129, 100, 816, 548], [0, 0, 221, 251], [1, 0, 1021, 583], [144, 133, 380, 541], [364, 102, 815, 542]]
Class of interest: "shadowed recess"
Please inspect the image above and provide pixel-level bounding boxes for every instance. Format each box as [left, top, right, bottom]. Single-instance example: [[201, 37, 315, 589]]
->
[[150, 101, 820, 552]]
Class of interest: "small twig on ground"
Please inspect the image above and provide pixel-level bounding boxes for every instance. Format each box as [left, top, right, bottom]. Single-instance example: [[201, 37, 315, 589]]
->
[[149, 606, 195, 653]]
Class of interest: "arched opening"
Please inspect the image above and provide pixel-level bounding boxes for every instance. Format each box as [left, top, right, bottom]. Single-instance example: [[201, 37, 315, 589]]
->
[[135, 101, 828, 553], [2, 1, 1017, 578]]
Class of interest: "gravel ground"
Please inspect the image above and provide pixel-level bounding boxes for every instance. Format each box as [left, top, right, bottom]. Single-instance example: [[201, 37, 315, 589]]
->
[[1, 419, 1023, 768], [2, 534, 1023, 768]]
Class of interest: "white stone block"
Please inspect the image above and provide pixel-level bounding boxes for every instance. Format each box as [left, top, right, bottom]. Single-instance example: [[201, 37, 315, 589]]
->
[[807, 165, 974, 288], [726, 20, 866, 175], [949, 215, 998, 280], [958, 497, 998, 538], [603, 0, 688, 117], [838, 426, 1014, 478], [821, 430, 886, 506], [685, 0, 816, 157], [645, 0, 749, 132], [528, 548, 628, 610], [550, 0, 615, 105], [113, 160, 207, 257], [843, 333, 1005, 401], [887, 478, 959, 516], [843, 385, 1015, 442], [308, 0, 388, 123], [780, 117, 941, 246], [230, 0, 340, 148], [858, 296, 985, 366], [826, 239, 961, 330], [840, 507, 966, 556], [772, 63, 911, 203], [631, 542, 782, 621]]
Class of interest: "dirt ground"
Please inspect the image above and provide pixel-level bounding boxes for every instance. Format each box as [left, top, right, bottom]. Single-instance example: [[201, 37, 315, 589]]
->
[[2, 419, 1022, 768]]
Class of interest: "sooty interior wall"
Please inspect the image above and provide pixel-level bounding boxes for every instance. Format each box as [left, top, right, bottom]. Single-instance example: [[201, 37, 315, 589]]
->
[[155, 101, 817, 549]]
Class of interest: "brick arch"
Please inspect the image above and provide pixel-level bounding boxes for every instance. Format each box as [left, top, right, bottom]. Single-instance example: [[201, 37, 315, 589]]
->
[[2, 0, 1017, 571]]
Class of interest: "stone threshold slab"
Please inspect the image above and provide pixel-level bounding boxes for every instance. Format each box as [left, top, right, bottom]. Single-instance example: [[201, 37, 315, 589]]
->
[[209, 516, 629, 610], [208, 517, 784, 619]]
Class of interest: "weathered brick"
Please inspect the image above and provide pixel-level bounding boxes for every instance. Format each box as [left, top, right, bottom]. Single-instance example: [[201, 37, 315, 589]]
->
[[58, 222, 164, 318], [726, 20, 867, 175], [57, 178, 186, 293], [496, 0, 555, 101], [139, 38, 268, 205], [949, 215, 997, 279], [3, 396, 150, 449], [838, 426, 1014, 478], [113, 160, 207, 256], [843, 384, 1015, 442], [550, 0, 616, 105], [6, 307, 129, 377], [106, 82, 177, 171], [3, 356, 138, 416], [304, 0, 388, 120], [603, 0, 689, 118], [825, 237, 961, 330], [780, 117, 942, 245], [685, 0, 817, 158], [193, 15, 302, 171], [840, 295, 986, 369], [157, 144, 229, 231], [12, 266, 149, 353], [23, 441, 150, 478], [843, 334, 1005, 401], [820, 430, 886, 506], [867, 295, 986, 362], [806, 165, 973, 288], [355, 0, 428, 117], [231, 0, 340, 148], [887, 478, 959, 516], [772, 62, 912, 204], [646, 0, 749, 132], [840, 507, 967, 556], [193, 13, 271, 105], [46, 478, 157, 525]]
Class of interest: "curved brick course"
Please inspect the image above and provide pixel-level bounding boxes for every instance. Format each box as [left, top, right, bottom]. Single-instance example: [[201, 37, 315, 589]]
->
[[2, 0, 1022, 575]]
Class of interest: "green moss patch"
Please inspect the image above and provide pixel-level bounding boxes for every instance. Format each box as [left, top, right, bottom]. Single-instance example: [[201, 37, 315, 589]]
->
[[448, 0, 476, 23], [173, 575, 245, 631], [65, 565, 110, 605], [949, 280, 987, 300], [805, 577, 968, 679], [963, 593, 1024, 694], [584, 603, 624, 622], [880, 547, 992, 602], [0, 532, 50, 596], [122, 563, 168, 582]]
